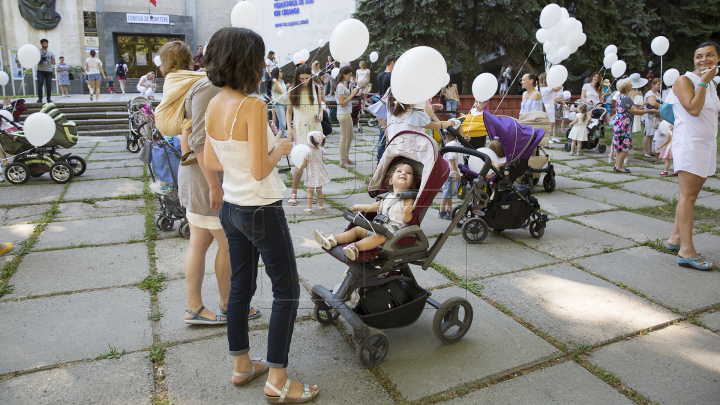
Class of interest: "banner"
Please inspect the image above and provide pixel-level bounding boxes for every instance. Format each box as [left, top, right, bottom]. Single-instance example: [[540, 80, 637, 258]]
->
[[10, 49, 22, 80]]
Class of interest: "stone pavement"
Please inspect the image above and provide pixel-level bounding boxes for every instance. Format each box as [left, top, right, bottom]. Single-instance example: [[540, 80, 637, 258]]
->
[[0, 128, 719, 404]]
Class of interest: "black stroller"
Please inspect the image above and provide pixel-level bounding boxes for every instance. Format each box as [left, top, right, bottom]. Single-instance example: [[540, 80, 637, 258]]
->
[[564, 105, 607, 153], [311, 130, 495, 368]]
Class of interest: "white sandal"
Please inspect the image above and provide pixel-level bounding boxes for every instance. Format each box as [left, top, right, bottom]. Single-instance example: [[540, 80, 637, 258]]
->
[[303, 208, 313, 214], [313, 230, 337, 250], [342, 243, 359, 261], [265, 379, 318, 404], [231, 358, 269, 387]]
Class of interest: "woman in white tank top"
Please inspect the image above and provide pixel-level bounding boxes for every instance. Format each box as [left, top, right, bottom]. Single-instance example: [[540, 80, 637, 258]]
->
[[202, 27, 319, 402]]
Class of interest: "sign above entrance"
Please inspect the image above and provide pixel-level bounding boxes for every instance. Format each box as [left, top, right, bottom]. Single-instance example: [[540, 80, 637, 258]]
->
[[126, 14, 170, 24]]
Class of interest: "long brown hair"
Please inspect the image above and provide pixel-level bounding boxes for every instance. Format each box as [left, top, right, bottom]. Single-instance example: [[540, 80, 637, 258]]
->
[[387, 88, 409, 117], [288, 64, 317, 106], [333, 66, 353, 94], [589, 72, 602, 94]]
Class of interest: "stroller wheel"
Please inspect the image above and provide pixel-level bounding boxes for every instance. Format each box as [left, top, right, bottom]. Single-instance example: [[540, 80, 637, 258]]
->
[[356, 330, 389, 368], [462, 218, 489, 244], [542, 175, 556, 193], [67, 155, 87, 176], [313, 304, 340, 325], [433, 297, 473, 345], [529, 220, 545, 239], [49, 162, 74, 184], [178, 219, 191, 239], [127, 140, 141, 153], [532, 176, 540, 186], [598, 144, 607, 154], [564, 142, 571, 152], [157, 216, 174, 231], [450, 204, 467, 228], [367, 117, 378, 127], [4, 162, 31, 185]]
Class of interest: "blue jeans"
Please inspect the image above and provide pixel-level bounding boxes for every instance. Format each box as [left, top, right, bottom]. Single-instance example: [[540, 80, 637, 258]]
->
[[377, 126, 386, 162], [445, 100, 458, 118], [220, 200, 300, 369], [274, 104, 287, 138]]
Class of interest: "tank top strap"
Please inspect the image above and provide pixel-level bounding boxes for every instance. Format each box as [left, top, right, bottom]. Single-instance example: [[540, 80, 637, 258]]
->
[[229, 97, 250, 136]]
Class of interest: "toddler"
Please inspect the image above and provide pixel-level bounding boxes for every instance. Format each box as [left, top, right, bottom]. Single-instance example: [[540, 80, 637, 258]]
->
[[651, 116, 665, 164], [439, 130, 462, 219], [107, 77, 115, 94], [2, 98, 11, 110], [298, 131, 330, 214], [567, 104, 589, 156], [314, 161, 418, 261], [658, 124, 674, 176]]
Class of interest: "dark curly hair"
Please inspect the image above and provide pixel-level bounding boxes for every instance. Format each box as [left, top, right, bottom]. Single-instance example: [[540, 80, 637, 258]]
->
[[204, 27, 264, 94]]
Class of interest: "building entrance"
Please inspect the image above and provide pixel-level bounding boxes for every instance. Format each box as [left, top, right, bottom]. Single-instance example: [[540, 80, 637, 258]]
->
[[116, 35, 183, 78]]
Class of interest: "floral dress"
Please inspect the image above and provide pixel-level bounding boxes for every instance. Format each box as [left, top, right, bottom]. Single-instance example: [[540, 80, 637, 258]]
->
[[303, 147, 330, 188], [291, 89, 322, 146], [612, 95, 634, 152], [57, 63, 70, 86]]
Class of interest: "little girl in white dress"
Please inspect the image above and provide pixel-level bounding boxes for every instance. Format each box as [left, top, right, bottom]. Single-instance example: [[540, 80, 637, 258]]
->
[[568, 104, 589, 156], [298, 131, 330, 214]]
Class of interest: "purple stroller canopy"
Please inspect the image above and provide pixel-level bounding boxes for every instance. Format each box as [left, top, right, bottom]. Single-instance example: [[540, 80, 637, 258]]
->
[[483, 112, 545, 164]]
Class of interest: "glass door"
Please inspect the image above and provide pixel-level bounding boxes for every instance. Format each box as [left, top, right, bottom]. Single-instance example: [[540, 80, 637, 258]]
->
[[116, 35, 183, 78]]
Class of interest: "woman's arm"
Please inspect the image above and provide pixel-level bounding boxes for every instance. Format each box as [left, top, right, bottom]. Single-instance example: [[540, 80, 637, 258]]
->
[[646, 95, 660, 108], [285, 100, 294, 142], [674, 73, 714, 117], [551, 86, 563, 92], [629, 106, 656, 115], [196, 151, 223, 210], [85, 61, 89, 74], [580, 88, 591, 105], [273, 79, 283, 94], [338, 85, 358, 107], [423, 102, 447, 130], [248, 100, 291, 181], [203, 135, 223, 171]]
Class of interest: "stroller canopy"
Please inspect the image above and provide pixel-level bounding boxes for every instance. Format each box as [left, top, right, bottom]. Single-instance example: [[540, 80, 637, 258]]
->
[[484, 112, 545, 164]]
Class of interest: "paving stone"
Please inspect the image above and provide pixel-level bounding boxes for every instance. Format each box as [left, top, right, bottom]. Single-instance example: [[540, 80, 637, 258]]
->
[[93, 144, 132, 153], [551, 163, 579, 175], [0, 288, 152, 374], [378, 286, 561, 401], [506, 219, 634, 260], [154, 237, 216, 278], [580, 247, 720, 312], [325, 163, 354, 180], [429, 234, 558, 279], [0, 183, 65, 205], [0, 223, 36, 247], [700, 176, 720, 190], [550, 176, 595, 191], [446, 361, 634, 405], [621, 178, 711, 200], [690, 233, 720, 275], [350, 160, 377, 177], [564, 158, 602, 167], [283, 200, 344, 219], [568, 187, 665, 209], [0, 352, 154, 404], [90, 160, 143, 169], [574, 211, 674, 242], [327, 192, 377, 209], [697, 194, 720, 210], [481, 263, 678, 347], [56, 199, 144, 221], [87, 152, 139, 161], [165, 322, 391, 404], [534, 191, 615, 216], [698, 311, 720, 331], [571, 171, 638, 183], [590, 324, 720, 405], [545, 149, 587, 160], [625, 165, 669, 177], [63, 179, 144, 200], [2, 204, 50, 225], [322, 179, 367, 196], [78, 165, 145, 180], [287, 215, 349, 256], [419, 208, 465, 238], [34, 215, 145, 250], [6, 243, 149, 300]]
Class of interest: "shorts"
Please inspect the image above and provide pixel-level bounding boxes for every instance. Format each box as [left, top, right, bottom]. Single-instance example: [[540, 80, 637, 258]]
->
[[117, 75, 127, 80], [359, 83, 372, 94], [87, 73, 102, 82], [109, 86, 114, 91], [442, 177, 458, 198]]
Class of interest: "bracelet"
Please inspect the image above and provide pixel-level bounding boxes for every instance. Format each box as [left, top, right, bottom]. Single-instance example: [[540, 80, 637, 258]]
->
[[698, 82, 709, 88]]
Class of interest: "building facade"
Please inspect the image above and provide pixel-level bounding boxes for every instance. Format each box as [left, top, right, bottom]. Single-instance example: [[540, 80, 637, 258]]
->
[[0, 0, 358, 79]]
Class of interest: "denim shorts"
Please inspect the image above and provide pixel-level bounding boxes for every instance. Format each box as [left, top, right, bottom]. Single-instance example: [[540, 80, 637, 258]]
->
[[87, 73, 102, 82], [442, 177, 457, 198]]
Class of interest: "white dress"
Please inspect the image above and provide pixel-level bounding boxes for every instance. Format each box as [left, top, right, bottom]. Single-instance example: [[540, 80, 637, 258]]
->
[[666, 72, 719, 178], [568, 113, 589, 141], [632, 95, 644, 134], [539, 86, 556, 123], [303, 147, 330, 188]]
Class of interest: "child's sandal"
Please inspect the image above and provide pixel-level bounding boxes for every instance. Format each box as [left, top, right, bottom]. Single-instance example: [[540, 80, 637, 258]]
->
[[288, 194, 298, 206], [303, 208, 313, 214], [317, 206, 324, 212], [342, 243, 359, 261], [313, 230, 337, 250]]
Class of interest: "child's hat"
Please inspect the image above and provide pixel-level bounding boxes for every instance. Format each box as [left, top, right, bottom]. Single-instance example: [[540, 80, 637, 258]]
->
[[307, 130, 325, 145], [603, 79, 611, 86]]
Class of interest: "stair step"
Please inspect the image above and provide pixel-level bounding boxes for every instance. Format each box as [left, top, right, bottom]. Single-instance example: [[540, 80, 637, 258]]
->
[[78, 129, 131, 136]]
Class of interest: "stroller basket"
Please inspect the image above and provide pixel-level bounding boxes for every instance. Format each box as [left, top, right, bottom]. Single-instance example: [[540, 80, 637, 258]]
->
[[356, 281, 429, 330]]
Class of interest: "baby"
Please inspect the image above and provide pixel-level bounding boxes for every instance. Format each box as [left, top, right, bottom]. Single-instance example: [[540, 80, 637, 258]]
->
[[314, 161, 419, 261]]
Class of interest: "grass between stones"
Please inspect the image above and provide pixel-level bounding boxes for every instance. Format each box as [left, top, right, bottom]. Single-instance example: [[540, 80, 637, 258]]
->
[[629, 200, 720, 231]]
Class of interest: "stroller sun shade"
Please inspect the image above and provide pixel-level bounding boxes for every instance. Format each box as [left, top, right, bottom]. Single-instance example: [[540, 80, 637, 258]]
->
[[483, 112, 545, 164]]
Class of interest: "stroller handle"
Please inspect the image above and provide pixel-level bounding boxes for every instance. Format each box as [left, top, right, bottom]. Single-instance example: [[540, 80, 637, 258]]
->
[[439, 146, 493, 178]]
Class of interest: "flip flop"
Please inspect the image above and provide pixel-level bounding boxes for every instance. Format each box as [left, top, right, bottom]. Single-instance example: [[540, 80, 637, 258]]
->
[[184, 305, 226, 325]]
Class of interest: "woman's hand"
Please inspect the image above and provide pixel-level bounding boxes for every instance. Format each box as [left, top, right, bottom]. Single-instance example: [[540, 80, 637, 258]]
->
[[209, 185, 224, 211], [274, 133, 293, 156], [700, 65, 718, 84]]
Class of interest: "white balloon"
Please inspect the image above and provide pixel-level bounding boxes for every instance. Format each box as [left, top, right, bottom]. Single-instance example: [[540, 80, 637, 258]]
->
[[563, 18, 578, 34], [277, 31, 285, 39], [0, 109, 13, 123], [17, 44, 41, 68], [546, 65, 568, 88], [539, 4, 562, 29], [0, 71, 8, 86], [544, 28, 557, 42], [577, 33, 587, 46], [568, 44, 579, 54], [443, 73, 450, 87], [292, 52, 302, 65], [713, 76, 720, 85], [563, 90, 571, 100], [663, 69, 680, 86], [318, 38, 325, 47], [153, 55, 161, 66], [536, 29, 548, 44], [369, 51, 379, 63], [557, 46, 571, 62], [648, 61, 654, 67], [543, 40, 559, 56], [329, 19, 369, 63], [560, 7, 569, 22], [469, 147, 498, 174], [658, 120, 671, 135], [605, 45, 618, 56], [331, 67, 340, 79], [603, 53, 618, 69], [565, 34, 580, 49], [611, 60, 627, 78], [298, 49, 310, 62], [23, 113, 55, 147], [651, 36, 669, 56], [231, 1, 258, 29], [290, 144, 312, 168], [390, 46, 447, 104], [471, 73, 498, 103]]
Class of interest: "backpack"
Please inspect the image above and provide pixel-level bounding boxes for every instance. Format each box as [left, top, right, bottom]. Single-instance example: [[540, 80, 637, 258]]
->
[[116, 64, 125, 77]]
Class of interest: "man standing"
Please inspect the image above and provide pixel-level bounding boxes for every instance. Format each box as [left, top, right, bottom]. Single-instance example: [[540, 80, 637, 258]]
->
[[193, 45, 204, 71], [375, 55, 395, 162], [36, 39, 55, 104]]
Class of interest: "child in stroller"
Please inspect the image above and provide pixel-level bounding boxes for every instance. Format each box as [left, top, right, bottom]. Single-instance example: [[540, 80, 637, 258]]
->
[[563, 104, 608, 154]]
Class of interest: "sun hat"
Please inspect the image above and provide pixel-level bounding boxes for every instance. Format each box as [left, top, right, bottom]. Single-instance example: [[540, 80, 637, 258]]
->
[[603, 79, 611, 86], [629, 73, 648, 89]]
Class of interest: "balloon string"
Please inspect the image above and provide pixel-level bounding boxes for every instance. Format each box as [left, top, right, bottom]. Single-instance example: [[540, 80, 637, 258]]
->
[[494, 42, 538, 115], [267, 64, 333, 106]]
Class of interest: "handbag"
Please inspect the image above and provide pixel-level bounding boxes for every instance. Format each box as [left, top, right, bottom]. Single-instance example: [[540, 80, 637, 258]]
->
[[358, 280, 411, 315], [321, 110, 332, 135], [658, 101, 674, 125], [69, 73, 75, 80]]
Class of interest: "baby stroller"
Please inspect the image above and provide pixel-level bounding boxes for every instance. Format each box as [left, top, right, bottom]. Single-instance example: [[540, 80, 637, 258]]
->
[[516, 111, 556, 193], [311, 130, 494, 368], [364, 93, 381, 128], [448, 112, 549, 243], [6, 99, 27, 121], [1, 103, 86, 185], [351, 94, 363, 133], [126, 96, 157, 153], [134, 103, 189, 239], [564, 105, 607, 154]]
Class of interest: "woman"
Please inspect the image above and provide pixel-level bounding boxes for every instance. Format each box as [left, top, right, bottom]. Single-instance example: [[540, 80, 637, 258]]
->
[[311, 61, 321, 76], [643, 78, 663, 157], [519, 73, 543, 117], [611, 78, 656, 174], [355, 60, 371, 114], [265, 51, 277, 97], [270, 67, 287, 138], [538, 72, 563, 140], [581, 72, 602, 109], [137, 72, 157, 100], [385, 88, 452, 143], [665, 42, 719, 271], [56, 56, 70, 97], [286, 64, 323, 205], [325, 56, 334, 95], [335, 66, 360, 168], [115, 57, 128, 94], [85, 50, 106, 101], [441, 78, 460, 118], [203, 27, 318, 402], [498, 66, 508, 95]]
